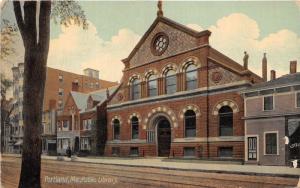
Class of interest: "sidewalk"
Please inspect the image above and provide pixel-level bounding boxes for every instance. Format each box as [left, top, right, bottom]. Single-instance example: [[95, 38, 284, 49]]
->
[[3, 154, 300, 178]]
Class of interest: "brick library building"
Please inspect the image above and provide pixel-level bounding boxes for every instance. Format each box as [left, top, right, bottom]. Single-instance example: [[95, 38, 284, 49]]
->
[[104, 9, 263, 160]]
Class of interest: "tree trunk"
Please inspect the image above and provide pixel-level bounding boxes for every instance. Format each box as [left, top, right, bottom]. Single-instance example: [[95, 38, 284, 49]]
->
[[18, 48, 45, 187], [13, 1, 51, 188]]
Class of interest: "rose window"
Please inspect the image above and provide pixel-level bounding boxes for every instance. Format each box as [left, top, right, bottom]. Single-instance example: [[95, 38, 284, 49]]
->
[[152, 33, 169, 55]]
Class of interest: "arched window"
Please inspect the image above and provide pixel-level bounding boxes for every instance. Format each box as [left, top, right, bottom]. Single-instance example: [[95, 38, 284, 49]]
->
[[113, 119, 120, 140], [131, 78, 140, 100], [131, 116, 139, 139], [219, 106, 233, 136], [185, 110, 196, 137], [148, 74, 157, 97], [185, 63, 197, 90], [165, 70, 177, 94]]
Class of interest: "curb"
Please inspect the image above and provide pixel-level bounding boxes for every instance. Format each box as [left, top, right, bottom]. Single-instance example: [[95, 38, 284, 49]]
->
[[3, 154, 300, 179], [72, 160, 300, 179], [44, 156, 300, 179]]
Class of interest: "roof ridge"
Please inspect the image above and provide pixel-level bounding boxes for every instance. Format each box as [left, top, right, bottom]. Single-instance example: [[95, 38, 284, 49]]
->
[[88, 85, 120, 94]]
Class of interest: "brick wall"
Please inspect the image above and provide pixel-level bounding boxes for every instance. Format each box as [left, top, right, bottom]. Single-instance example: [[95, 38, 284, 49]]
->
[[104, 18, 262, 160], [44, 67, 117, 111]]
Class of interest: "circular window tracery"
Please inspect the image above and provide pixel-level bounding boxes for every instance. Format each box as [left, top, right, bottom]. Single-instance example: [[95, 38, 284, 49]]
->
[[151, 33, 169, 56]]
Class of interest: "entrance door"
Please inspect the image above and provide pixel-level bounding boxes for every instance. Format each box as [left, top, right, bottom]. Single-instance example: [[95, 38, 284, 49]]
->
[[74, 137, 79, 153], [157, 119, 171, 157], [248, 137, 257, 160]]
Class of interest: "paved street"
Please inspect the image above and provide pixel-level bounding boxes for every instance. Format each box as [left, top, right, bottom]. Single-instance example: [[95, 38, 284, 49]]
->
[[1, 155, 299, 188]]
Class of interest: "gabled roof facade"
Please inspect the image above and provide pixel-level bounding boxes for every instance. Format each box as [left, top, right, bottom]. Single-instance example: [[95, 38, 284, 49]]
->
[[122, 16, 211, 69], [69, 91, 89, 112]]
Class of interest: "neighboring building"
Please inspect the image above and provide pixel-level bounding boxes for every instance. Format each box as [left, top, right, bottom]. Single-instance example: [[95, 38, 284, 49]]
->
[[10, 64, 117, 154], [79, 86, 118, 155], [42, 67, 117, 155], [57, 86, 118, 155], [41, 107, 57, 155], [2, 98, 15, 153], [243, 61, 300, 166], [57, 91, 89, 155], [83, 68, 99, 79], [43, 67, 117, 112], [10, 63, 24, 153], [104, 8, 263, 159]]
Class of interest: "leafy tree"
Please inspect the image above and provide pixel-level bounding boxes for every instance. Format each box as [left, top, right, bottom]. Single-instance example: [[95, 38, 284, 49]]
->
[[9, 1, 87, 187], [0, 19, 18, 60], [0, 74, 13, 153]]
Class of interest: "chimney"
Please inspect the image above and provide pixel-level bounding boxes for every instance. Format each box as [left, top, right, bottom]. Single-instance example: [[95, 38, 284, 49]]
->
[[72, 82, 79, 91], [270, 70, 276, 80], [243, 51, 249, 70], [106, 88, 110, 99], [290, 61, 297, 74], [262, 53, 267, 81]]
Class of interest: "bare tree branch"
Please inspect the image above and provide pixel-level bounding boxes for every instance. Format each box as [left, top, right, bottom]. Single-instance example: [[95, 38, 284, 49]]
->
[[38, 1, 51, 50], [24, 1, 37, 45], [12, 1, 25, 41]]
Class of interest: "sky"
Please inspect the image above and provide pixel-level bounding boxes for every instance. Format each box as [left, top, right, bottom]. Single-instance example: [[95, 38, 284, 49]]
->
[[1, 0, 300, 83]]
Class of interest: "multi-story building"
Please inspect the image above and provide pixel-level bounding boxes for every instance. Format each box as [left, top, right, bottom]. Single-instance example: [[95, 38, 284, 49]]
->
[[57, 86, 118, 155], [10, 64, 117, 154], [43, 67, 116, 113], [243, 61, 300, 166], [104, 8, 263, 160], [10, 63, 25, 153]]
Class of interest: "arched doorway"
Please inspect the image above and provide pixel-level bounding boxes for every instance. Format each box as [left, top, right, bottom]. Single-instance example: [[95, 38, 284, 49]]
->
[[157, 117, 171, 157]]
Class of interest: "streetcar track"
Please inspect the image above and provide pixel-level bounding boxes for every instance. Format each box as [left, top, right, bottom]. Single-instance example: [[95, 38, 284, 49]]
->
[[2, 159, 298, 185], [2, 156, 299, 188], [40, 159, 299, 185], [3, 161, 214, 188], [2, 161, 291, 188]]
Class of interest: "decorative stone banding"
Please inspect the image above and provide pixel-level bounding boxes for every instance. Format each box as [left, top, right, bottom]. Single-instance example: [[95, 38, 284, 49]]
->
[[144, 106, 178, 130], [180, 56, 201, 73], [111, 115, 122, 125], [144, 69, 158, 80], [128, 112, 142, 123], [161, 64, 178, 77], [128, 74, 141, 85], [212, 100, 239, 115], [179, 104, 201, 119]]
